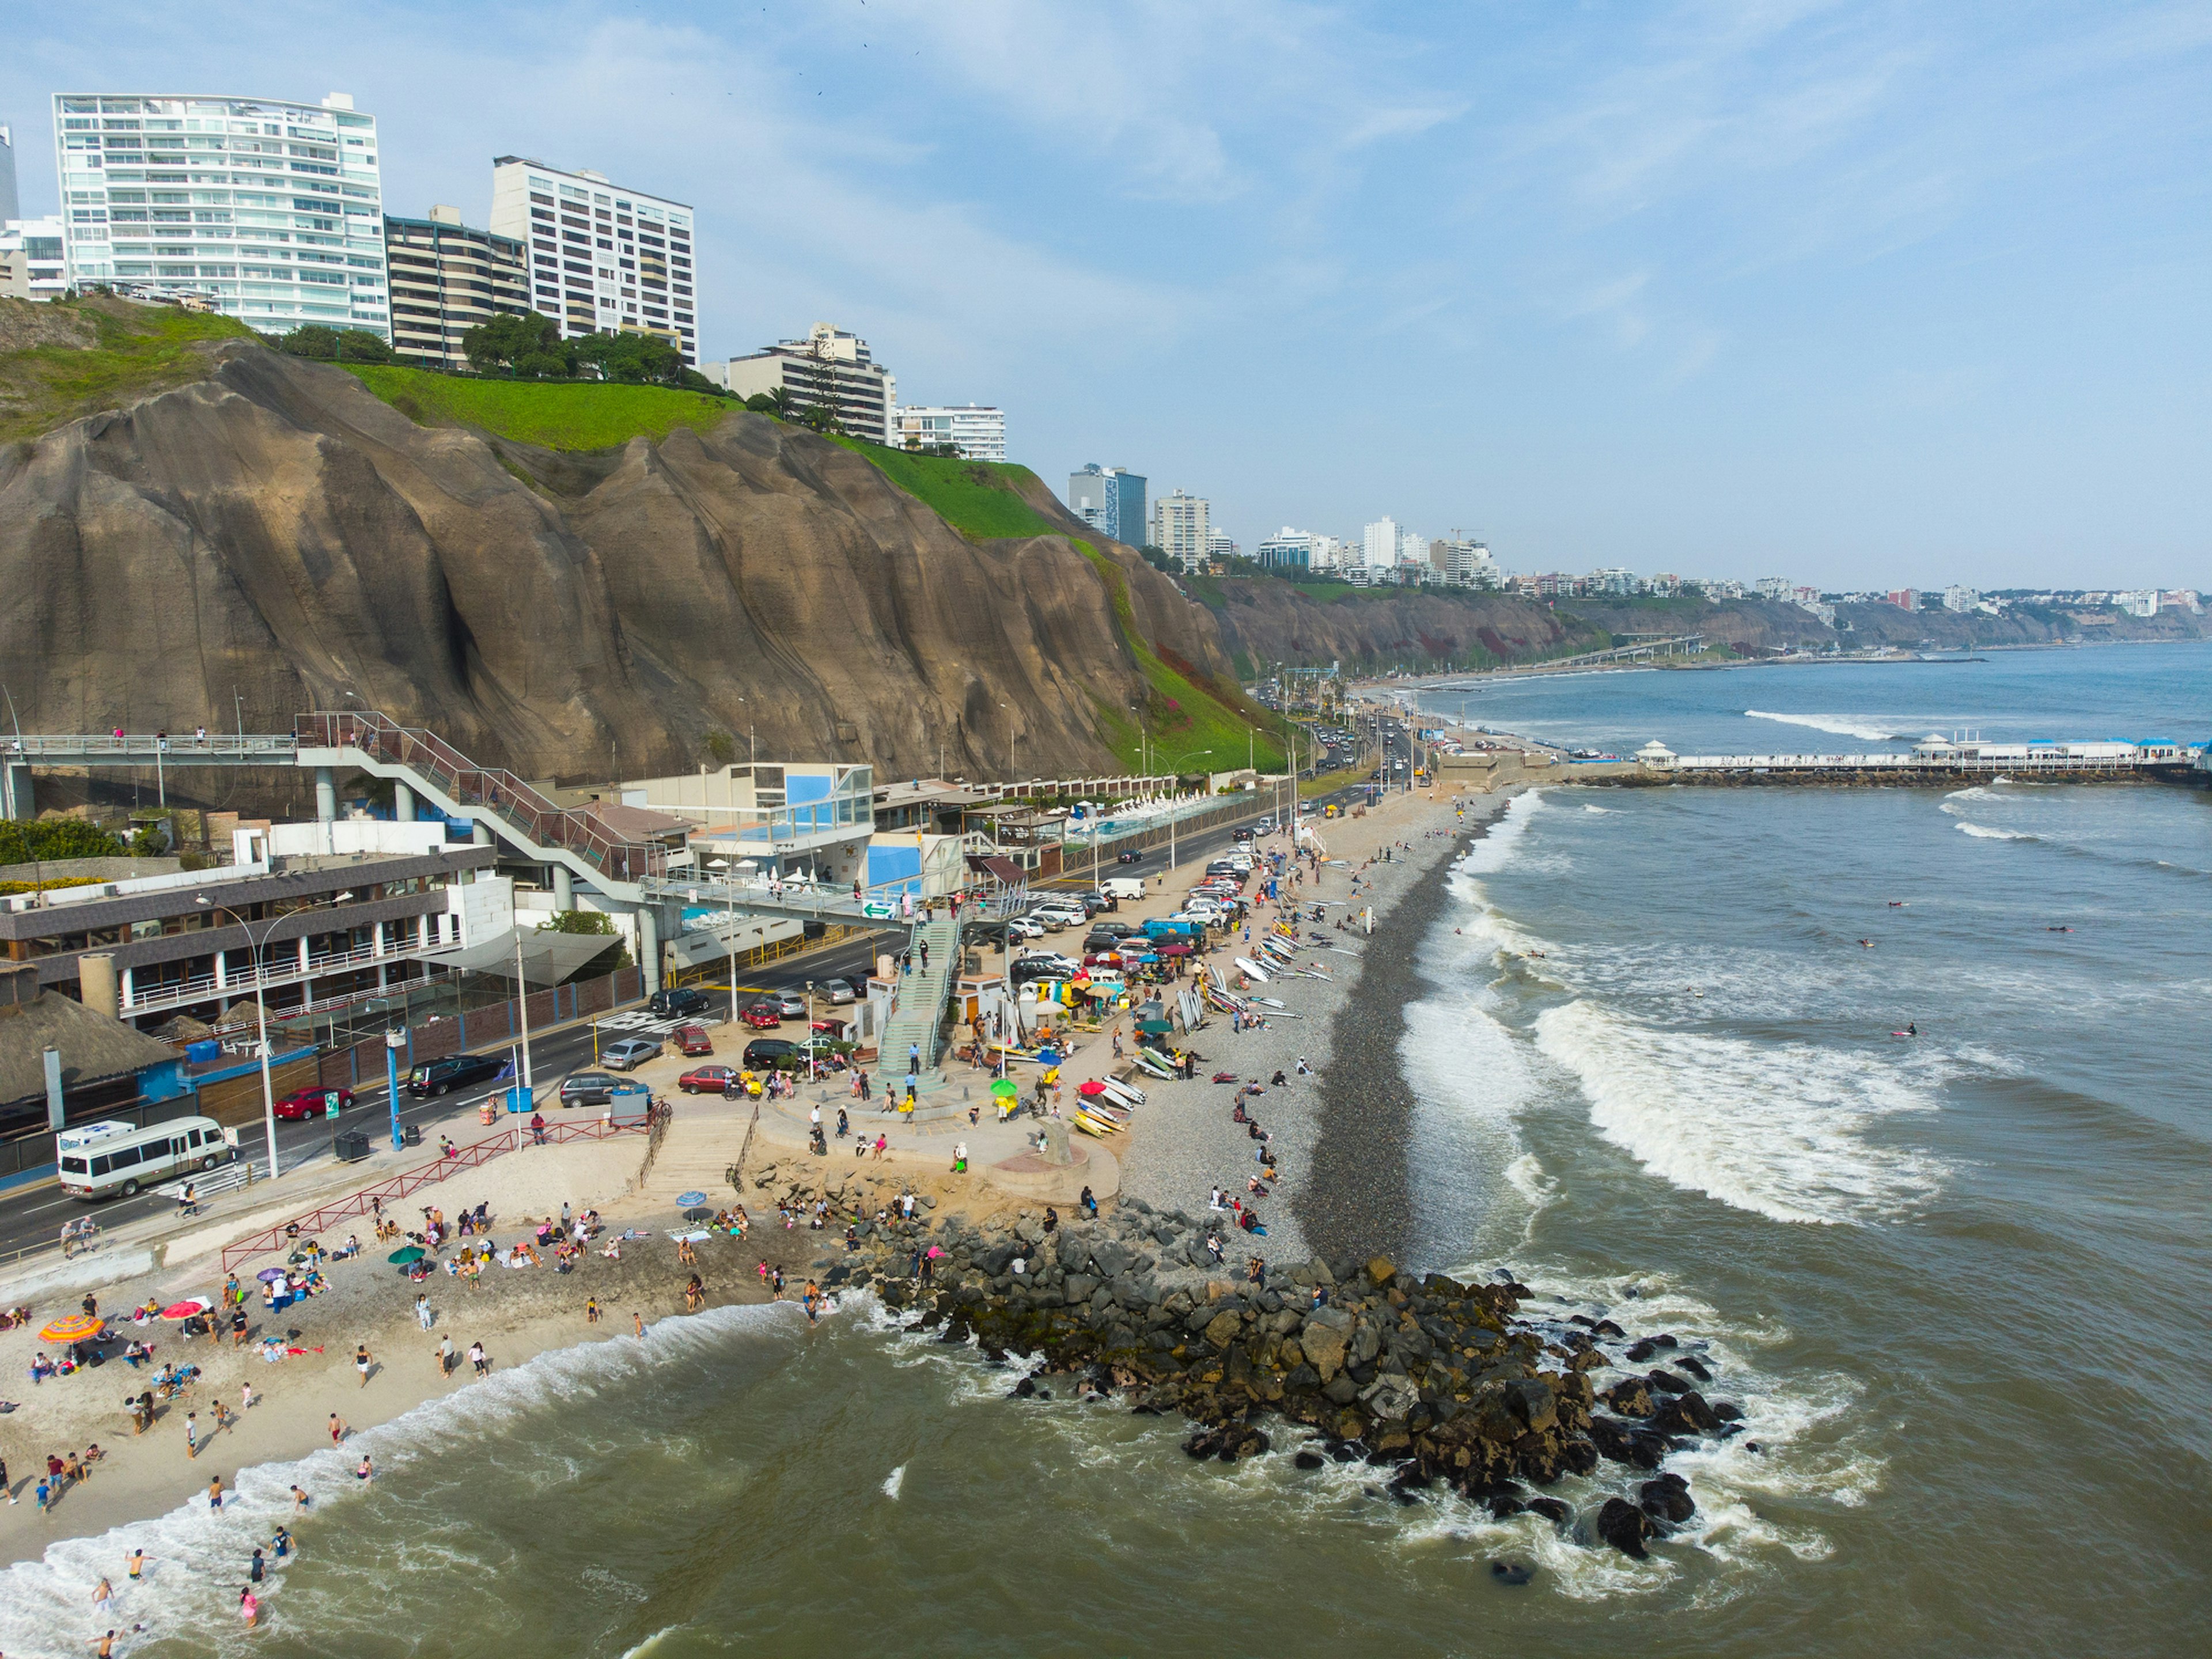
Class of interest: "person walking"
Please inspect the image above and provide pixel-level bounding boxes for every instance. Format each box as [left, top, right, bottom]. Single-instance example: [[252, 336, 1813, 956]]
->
[[184, 1411, 200, 1460], [415, 1294, 434, 1331], [355, 1343, 373, 1388]]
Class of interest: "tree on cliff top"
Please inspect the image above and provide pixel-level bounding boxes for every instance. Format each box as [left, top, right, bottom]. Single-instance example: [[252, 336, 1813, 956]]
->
[[276, 324, 393, 363], [462, 311, 569, 378]]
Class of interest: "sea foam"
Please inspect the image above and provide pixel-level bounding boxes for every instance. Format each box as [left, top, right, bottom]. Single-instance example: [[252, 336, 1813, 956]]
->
[[1533, 1001, 1945, 1225], [1744, 710, 1900, 743]]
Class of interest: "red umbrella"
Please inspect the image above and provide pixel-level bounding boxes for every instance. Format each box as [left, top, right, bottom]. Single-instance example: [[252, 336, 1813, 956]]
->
[[1077, 1080, 1108, 1097], [158, 1297, 210, 1320]]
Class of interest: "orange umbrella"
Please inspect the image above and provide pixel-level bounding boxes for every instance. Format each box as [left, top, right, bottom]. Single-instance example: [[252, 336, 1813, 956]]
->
[[38, 1314, 104, 1343]]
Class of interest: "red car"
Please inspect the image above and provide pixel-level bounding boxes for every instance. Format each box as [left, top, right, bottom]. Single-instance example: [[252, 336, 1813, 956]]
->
[[809, 1017, 850, 1039], [273, 1086, 353, 1121], [740, 1002, 783, 1029], [672, 1023, 714, 1056], [679, 1065, 737, 1094]]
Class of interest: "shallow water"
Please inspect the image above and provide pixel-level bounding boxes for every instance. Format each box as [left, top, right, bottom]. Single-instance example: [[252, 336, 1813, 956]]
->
[[6, 647, 2208, 1657]]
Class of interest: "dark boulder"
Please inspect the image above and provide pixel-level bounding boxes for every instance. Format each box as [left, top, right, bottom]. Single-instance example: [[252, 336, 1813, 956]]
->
[[1676, 1354, 1712, 1382], [1009, 1376, 1037, 1399], [1488, 1496, 1525, 1519], [1595, 1497, 1653, 1559], [1525, 1497, 1571, 1526], [1558, 1437, 1601, 1476], [1488, 1561, 1535, 1586], [1603, 1378, 1654, 1418], [1645, 1369, 1688, 1395], [1593, 1319, 1626, 1338], [1639, 1476, 1696, 1524], [1294, 1449, 1325, 1470], [1624, 1339, 1659, 1363], [1650, 1390, 1719, 1435], [1711, 1400, 1744, 1422], [1585, 1418, 1638, 1464]]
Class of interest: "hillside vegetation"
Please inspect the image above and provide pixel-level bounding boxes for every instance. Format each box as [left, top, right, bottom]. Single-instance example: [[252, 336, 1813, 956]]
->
[[0, 296, 257, 444], [339, 362, 743, 450], [828, 437, 1064, 540]]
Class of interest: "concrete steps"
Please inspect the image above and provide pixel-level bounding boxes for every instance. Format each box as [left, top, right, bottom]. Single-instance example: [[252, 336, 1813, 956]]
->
[[877, 916, 960, 1073], [639, 1104, 757, 1205]]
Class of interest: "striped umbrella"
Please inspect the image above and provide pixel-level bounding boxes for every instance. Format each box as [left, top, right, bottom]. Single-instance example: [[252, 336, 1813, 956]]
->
[[38, 1314, 104, 1344]]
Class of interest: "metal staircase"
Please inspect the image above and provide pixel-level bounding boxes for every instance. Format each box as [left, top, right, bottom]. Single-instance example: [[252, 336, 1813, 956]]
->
[[876, 916, 960, 1075]]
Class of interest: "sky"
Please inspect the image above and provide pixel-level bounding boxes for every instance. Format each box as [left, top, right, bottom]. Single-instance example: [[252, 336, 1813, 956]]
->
[[5, 1, 2208, 590]]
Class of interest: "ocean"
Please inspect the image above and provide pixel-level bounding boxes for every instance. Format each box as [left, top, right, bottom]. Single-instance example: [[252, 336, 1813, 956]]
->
[[6, 645, 2207, 1657]]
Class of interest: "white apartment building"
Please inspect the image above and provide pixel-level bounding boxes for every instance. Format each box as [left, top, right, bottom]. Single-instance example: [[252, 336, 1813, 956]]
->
[[1755, 575, 1793, 600], [1432, 537, 1500, 588], [1205, 528, 1238, 564], [895, 403, 1005, 462], [1152, 490, 1210, 571], [0, 216, 67, 301], [52, 92, 389, 336], [1942, 584, 1980, 612], [1362, 517, 1400, 570], [707, 323, 893, 442], [488, 157, 696, 365]]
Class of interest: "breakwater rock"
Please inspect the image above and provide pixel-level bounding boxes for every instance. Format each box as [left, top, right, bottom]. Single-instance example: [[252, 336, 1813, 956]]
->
[[825, 1196, 1742, 1559]]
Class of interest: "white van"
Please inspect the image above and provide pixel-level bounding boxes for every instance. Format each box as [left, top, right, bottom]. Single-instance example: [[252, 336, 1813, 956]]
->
[[56, 1115, 234, 1200], [1100, 876, 1147, 902]]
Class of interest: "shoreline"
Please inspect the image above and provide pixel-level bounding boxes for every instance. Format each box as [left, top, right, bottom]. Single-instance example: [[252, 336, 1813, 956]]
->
[[1300, 794, 1510, 1266]]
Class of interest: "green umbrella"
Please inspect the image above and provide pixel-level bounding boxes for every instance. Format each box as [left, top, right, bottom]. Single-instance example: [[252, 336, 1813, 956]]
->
[[386, 1245, 426, 1264], [990, 1078, 1019, 1097]]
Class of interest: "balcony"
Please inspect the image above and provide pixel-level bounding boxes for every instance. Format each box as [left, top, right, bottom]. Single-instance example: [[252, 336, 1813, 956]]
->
[[120, 928, 467, 1021]]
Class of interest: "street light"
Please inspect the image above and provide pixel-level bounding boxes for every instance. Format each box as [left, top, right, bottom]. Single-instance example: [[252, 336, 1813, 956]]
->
[[196, 890, 351, 1183], [1160, 748, 1212, 872]]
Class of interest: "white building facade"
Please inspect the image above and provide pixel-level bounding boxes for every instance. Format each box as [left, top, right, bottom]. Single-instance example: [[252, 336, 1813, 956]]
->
[[0, 123, 19, 225], [488, 157, 696, 366], [1067, 465, 1147, 547], [706, 323, 892, 441], [1362, 517, 1400, 570], [52, 92, 389, 336], [895, 403, 1006, 461], [0, 215, 67, 301], [1151, 490, 1211, 571]]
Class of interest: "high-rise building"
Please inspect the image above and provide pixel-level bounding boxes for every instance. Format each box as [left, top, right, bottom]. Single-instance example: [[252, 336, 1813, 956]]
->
[[894, 404, 1006, 462], [1151, 490, 1210, 571], [0, 216, 68, 301], [1756, 575, 1793, 600], [382, 206, 528, 368], [1431, 537, 1500, 588], [0, 124, 20, 226], [1067, 464, 1147, 547], [51, 92, 390, 336], [705, 323, 893, 442], [1942, 584, 1980, 612], [1255, 527, 1317, 573], [1362, 517, 1400, 569], [488, 156, 696, 366]]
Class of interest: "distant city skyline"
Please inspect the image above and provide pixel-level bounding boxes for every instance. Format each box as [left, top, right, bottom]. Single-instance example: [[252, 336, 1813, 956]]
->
[[3, 3, 2206, 589]]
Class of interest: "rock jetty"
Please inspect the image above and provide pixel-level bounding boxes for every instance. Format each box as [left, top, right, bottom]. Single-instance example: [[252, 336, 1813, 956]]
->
[[819, 1194, 1745, 1558]]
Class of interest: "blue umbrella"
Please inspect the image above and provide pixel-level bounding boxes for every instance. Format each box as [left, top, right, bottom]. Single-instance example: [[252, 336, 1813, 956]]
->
[[677, 1191, 707, 1207]]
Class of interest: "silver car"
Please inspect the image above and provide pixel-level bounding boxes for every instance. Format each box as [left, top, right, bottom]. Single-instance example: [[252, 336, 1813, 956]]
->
[[601, 1037, 662, 1071]]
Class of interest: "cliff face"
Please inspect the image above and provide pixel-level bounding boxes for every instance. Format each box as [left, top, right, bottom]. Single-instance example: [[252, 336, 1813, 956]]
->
[[1198, 578, 1607, 671], [0, 344, 1224, 782]]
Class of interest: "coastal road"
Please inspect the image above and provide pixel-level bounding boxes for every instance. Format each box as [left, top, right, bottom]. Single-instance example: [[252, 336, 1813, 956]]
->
[[0, 934, 890, 1262]]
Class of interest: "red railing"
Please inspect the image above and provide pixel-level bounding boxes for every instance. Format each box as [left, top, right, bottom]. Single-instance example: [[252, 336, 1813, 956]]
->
[[295, 710, 666, 881], [217, 1107, 662, 1273]]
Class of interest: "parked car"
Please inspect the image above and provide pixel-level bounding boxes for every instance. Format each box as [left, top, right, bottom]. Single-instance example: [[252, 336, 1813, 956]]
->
[[1116, 849, 1147, 865], [775, 994, 808, 1018], [743, 1037, 800, 1071], [406, 1054, 505, 1098], [601, 1037, 662, 1071], [741, 1001, 784, 1029], [272, 1086, 353, 1122], [672, 1024, 714, 1056], [1005, 918, 1044, 941], [559, 1071, 621, 1108], [810, 1017, 850, 1039], [1255, 817, 1275, 835], [679, 1065, 738, 1095], [646, 987, 710, 1018], [822, 978, 857, 1005]]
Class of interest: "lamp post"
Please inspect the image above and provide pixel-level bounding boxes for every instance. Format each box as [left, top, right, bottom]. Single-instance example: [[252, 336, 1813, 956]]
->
[[196, 891, 351, 1182], [806, 979, 816, 1079], [384, 1028, 405, 1150], [1160, 748, 1212, 873]]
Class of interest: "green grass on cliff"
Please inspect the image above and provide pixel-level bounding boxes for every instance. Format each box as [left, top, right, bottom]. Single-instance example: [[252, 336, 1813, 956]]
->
[[338, 362, 742, 450], [826, 437, 1063, 540], [1073, 543, 1291, 776], [0, 297, 258, 444]]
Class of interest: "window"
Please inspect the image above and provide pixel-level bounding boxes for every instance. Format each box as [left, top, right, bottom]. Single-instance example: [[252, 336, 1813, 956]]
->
[[109, 1145, 142, 1169]]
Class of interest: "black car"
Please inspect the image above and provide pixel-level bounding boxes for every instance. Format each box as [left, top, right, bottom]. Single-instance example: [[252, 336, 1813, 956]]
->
[[558, 1071, 620, 1108], [1083, 931, 1124, 953], [743, 1037, 800, 1071], [1116, 850, 1146, 865], [406, 1053, 505, 1098], [647, 987, 710, 1018]]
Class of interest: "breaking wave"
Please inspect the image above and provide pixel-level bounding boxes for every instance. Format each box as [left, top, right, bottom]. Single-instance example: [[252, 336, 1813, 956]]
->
[[1743, 711, 1900, 743]]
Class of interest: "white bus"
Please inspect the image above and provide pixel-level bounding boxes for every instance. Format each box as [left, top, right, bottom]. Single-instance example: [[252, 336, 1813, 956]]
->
[[56, 1116, 234, 1200]]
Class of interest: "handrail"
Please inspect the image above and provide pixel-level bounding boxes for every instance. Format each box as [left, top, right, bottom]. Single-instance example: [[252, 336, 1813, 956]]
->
[[296, 711, 666, 881]]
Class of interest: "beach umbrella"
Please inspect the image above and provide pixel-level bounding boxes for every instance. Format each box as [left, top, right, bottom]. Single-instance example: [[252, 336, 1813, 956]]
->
[[1077, 1080, 1107, 1097], [256, 1267, 287, 1283], [385, 1245, 426, 1265], [158, 1298, 209, 1320], [1138, 1019, 1173, 1035], [677, 1191, 707, 1207], [38, 1314, 104, 1344], [990, 1078, 1019, 1098]]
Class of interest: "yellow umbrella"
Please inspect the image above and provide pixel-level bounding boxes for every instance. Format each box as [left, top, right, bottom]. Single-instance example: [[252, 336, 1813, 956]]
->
[[39, 1313, 104, 1344]]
